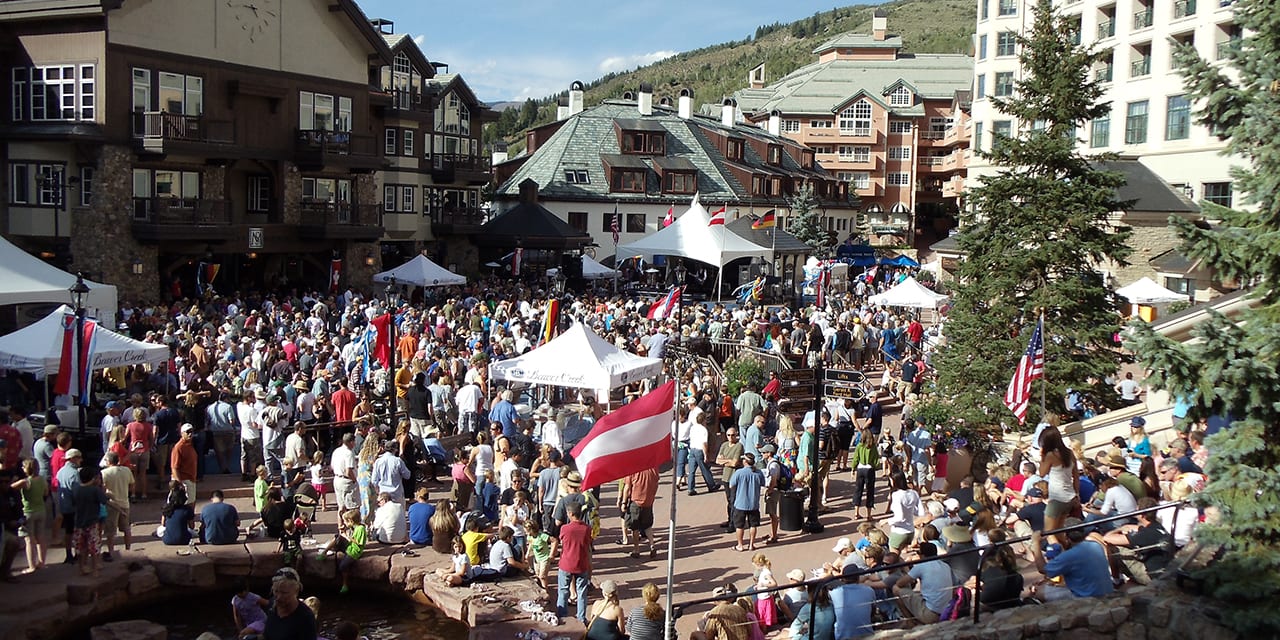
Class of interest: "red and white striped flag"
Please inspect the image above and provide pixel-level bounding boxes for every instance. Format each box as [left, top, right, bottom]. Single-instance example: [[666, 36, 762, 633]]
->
[[646, 286, 683, 320], [54, 312, 99, 405], [661, 205, 675, 228], [1004, 319, 1045, 424], [611, 203, 620, 245], [570, 381, 675, 490], [708, 206, 726, 226]]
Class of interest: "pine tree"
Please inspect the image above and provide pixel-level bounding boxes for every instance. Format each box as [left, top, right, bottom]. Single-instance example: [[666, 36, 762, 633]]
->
[[934, 0, 1132, 427], [786, 184, 831, 255], [1124, 0, 1280, 631]]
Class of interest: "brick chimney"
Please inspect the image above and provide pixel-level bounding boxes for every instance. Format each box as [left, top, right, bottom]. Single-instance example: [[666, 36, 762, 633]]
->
[[873, 8, 888, 42], [721, 97, 737, 128], [638, 82, 653, 116], [519, 178, 539, 204], [568, 81, 584, 116], [678, 88, 694, 119]]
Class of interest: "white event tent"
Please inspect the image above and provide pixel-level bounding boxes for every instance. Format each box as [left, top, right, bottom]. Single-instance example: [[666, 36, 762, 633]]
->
[[1116, 277, 1187, 305], [372, 255, 466, 287], [0, 236, 117, 322], [616, 194, 770, 268], [488, 322, 663, 390], [0, 305, 169, 375], [547, 255, 620, 281], [868, 276, 950, 309]]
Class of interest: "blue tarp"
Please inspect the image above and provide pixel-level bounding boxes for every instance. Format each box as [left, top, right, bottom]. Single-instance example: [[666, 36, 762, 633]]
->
[[879, 256, 920, 268]]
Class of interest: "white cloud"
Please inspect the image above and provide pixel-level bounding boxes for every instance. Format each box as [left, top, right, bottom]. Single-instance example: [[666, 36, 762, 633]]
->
[[412, 34, 426, 47], [597, 50, 677, 74]]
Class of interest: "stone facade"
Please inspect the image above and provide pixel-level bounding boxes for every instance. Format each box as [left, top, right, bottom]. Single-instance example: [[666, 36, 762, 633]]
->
[[344, 241, 379, 296], [1109, 214, 1185, 287], [69, 144, 158, 309]]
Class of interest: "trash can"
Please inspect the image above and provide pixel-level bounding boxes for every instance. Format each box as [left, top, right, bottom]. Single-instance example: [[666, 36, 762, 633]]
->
[[780, 489, 806, 531]]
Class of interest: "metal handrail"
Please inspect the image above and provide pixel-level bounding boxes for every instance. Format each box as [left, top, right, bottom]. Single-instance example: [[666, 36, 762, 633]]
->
[[670, 500, 1192, 634]]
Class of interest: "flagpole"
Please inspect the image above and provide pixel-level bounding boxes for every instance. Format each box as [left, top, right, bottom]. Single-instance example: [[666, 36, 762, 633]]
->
[[663, 270, 685, 640], [714, 204, 726, 304], [1038, 310, 1047, 420]]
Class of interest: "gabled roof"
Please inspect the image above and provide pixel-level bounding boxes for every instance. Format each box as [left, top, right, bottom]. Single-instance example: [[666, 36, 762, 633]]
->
[[735, 54, 973, 117], [427, 73, 497, 121], [726, 216, 810, 253], [477, 197, 592, 248], [812, 33, 904, 53], [832, 89, 889, 114], [882, 79, 919, 97], [327, 0, 394, 64], [383, 33, 434, 79], [1094, 160, 1200, 214]]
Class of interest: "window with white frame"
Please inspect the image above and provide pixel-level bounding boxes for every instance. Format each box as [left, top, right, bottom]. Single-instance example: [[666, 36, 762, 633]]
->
[[997, 31, 1017, 56], [998, 0, 1017, 16], [401, 185, 414, 212], [299, 91, 352, 131], [152, 169, 200, 204], [385, 128, 397, 155], [247, 175, 272, 212], [887, 172, 910, 186], [838, 101, 873, 135], [781, 119, 800, 133], [383, 185, 396, 212], [888, 146, 912, 160], [809, 119, 833, 129], [995, 72, 1015, 97], [889, 86, 912, 107], [36, 165, 61, 205], [8, 164, 30, 204], [79, 166, 94, 206], [403, 129, 414, 156], [564, 169, 590, 184], [157, 71, 202, 115], [850, 172, 871, 189], [838, 146, 871, 162], [302, 177, 350, 203], [889, 120, 912, 134], [11, 64, 96, 121], [131, 68, 150, 113]]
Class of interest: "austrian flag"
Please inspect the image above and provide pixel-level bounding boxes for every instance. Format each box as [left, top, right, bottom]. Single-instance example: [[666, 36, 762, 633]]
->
[[570, 381, 675, 490]]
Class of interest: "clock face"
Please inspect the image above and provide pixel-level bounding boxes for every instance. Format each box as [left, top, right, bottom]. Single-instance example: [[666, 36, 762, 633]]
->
[[227, 0, 277, 43]]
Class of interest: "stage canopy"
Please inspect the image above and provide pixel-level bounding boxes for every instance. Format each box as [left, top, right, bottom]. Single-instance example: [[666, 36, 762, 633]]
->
[[868, 276, 950, 309], [547, 255, 620, 280], [1116, 277, 1188, 304], [0, 305, 169, 375], [488, 322, 663, 390], [616, 195, 770, 268], [0, 236, 117, 322], [372, 255, 466, 287]]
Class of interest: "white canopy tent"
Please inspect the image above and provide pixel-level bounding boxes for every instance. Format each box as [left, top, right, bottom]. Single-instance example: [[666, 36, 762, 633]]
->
[[372, 255, 466, 288], [546, 255, 620, 281], [488, 322, 663, 390], [0, 236, 117, 322], [0, 305, 169, 375], [616, 195, 771, 268], [868, 276, 950, 309], [1116, 277, 1188, 304]]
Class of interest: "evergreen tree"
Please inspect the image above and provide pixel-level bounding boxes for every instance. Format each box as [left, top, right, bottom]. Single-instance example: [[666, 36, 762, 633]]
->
[[786, 184, 831, 255], [1125, 0, 1280, 631], [934, 0, 1131, 427]]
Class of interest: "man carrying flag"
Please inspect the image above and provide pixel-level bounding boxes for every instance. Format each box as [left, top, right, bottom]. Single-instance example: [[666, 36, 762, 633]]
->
[[751, 210, 776, 229], [1004, 318, 1046, 424], [646, 286, 683, 320]]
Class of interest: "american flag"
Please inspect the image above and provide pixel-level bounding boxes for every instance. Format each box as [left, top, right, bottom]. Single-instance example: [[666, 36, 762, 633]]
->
[[1004, 319, 1045, 424], [611, 203, 620, 245]]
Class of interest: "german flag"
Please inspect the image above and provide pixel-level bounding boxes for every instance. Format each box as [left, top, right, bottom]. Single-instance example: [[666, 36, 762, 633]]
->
[[751, 210, 777, 229], [539, 298, 561, 346]]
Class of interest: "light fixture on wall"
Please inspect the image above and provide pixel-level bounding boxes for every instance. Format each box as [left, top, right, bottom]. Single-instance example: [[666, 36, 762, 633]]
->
[[364, 251, 376, 267], [131, 257, 144, 275]]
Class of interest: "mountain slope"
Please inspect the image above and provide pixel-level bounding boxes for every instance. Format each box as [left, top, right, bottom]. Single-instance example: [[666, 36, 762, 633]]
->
[[485, 0, 976, 152]]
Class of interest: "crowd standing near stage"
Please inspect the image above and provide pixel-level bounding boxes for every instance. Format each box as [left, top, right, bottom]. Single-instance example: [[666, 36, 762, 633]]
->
[[0, 268, 1213, 639]]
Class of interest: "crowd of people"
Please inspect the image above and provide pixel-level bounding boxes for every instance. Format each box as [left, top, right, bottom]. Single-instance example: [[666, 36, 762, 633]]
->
[[0, 268, 1214, 639]]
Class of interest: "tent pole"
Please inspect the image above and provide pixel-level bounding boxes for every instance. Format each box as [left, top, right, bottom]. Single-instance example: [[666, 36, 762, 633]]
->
[[662, 294, 683, 640]]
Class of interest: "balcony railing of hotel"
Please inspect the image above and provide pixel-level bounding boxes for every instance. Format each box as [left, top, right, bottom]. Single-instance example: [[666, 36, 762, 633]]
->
[[388, 89, 421, 111], [1131, 57, 1151, 77], [1216, 39, 1239, 60], [1174, 0, 1196, 18], [838, 127, 874, 139], [295, 130, 378, 157], [1097, 18, 1115, 39], [1133, 8, 1153, 29], [430, 205, 487, 226], [920, 130, 945, 140], [431, 153, 491, 173], [299, 201, 379, 226], [1096, 65, 1114, 83], [132, 197, 231, 224], [133, 111, 235, 143]]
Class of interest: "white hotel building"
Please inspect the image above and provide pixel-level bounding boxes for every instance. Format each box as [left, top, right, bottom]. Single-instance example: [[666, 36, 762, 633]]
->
[[969, 0, 1243, 209]]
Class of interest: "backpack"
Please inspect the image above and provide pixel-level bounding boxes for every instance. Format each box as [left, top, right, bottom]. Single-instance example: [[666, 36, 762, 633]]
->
[[771, 459, 795, 491]]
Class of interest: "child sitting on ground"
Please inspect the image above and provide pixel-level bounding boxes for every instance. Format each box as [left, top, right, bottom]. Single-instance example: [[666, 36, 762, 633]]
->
[[321, 510, 366, 594], [435, 536, 470, 585]]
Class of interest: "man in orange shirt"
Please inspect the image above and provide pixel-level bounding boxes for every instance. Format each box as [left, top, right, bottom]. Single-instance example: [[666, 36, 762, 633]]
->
[[397, 326, 418, 365], [171, 424, 199, 505], [619, 466, 660, 559]]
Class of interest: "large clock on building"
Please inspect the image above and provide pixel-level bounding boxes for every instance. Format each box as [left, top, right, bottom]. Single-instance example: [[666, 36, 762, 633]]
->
[[227, 0, 277, 43]]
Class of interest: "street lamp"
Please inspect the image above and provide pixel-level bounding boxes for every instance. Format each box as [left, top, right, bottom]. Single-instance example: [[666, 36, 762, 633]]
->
[[68, 272, 91, 428], [384, 275, 399, 429], [553, 268, 567, 297]]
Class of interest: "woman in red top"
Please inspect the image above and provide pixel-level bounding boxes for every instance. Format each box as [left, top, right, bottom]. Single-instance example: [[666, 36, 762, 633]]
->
[[107, 425, 134, 474], [125, 408, 154, 499]]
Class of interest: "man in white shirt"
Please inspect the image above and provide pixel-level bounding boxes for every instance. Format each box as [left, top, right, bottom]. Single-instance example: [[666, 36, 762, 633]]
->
[[371, 441, 410, 503], [455, 381, 483, 435], [238, 391, 262, 481], [1115, 372, 1143, 407], [283, 422, 310, 495], [100, 402, 123, 453], [371, 491, 407, 544], [330, 433, 357, 520], [685, 415, 718, 495]]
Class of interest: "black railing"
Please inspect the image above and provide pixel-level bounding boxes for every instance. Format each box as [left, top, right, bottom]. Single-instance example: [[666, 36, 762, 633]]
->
[[295, 129, 378, 157], [430, 153, 491, 173], [299, 201, 379, 226], [430, 205, 487, 225], [132, 197, 231, 224], [670, 500, 1193, 635], [134, 111, 235, 144]]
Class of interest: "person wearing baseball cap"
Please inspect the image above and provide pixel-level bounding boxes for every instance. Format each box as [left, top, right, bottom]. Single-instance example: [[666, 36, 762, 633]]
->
[[1005, 484, 1049, 538], [55, 448, 83, 564], [171, 424, 199, 505]]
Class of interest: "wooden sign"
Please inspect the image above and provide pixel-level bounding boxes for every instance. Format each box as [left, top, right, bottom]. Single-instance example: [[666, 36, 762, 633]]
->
[[778, 368, 816, 383], [825, 369, 866, 384], [823, 385, 864, 399], [778, 399, 815, 414]]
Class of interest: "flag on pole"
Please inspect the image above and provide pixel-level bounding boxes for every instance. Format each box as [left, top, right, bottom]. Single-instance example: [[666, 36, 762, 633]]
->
[[54, 313, 99, 405], [370, 313, 393, 369], [751, 210, 776, 229], [708, 206, 726, 226], [646, 286, 683, 320], [329, 259, 343, 293], [611, 203, 620, 246], [661, 205, 675, 228], [539, 298, 561, 345], [570, 380, 676, 490], [1004, 319, 1046, 424]]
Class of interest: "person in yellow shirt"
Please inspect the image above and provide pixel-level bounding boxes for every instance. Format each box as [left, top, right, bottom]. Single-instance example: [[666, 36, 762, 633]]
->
[[395, 362, 414, 412]]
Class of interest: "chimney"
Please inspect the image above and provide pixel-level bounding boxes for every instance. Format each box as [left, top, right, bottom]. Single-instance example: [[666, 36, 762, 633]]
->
[[872, 8, 888, 42], [491, 141, 509, 166], [568, 80, 584, 116], [749, 62, 766, 89], [638, 82, 653, 116], [659, 96, 673, 108], [721, 97, 737, 128], [518, 178, 539, 204], [556, 94, 569, 121], [767, 110, 782, 136], [678, 88, 694, 119]]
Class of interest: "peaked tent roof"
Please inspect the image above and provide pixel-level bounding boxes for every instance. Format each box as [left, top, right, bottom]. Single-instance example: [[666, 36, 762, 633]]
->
[[0, 305, 168, 375], [867, 276, 949, 309], [616, 195, 771, 268], [1117, 277, 1189, 304], [488, 322, 663, 390], [547, 255, 620, 280], [0, 235, 117, 322], [372, 255, 466, 287], [479, 190, 593, 249]]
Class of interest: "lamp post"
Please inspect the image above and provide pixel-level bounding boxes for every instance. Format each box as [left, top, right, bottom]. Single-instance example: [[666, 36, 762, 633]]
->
[[384, 275, 398, 430], [553, 268, 567, 297], [662, 259, 689, 635], [69, 272, 91, 432]]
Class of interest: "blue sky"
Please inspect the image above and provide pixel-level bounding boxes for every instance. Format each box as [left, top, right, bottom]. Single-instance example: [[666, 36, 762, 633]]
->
[[356, 0, 875, 103]]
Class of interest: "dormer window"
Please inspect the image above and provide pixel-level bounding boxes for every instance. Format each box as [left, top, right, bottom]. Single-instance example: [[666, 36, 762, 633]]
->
[[394, 53, 412, 75], [726, 138, 745, 161], [889, 86, 913, 107], [767, 144, 783, 166], [801, 149, 815, 169], [664, 172, 696, 194], [621, 130, 665, 154], [612, 169, 645, 192]]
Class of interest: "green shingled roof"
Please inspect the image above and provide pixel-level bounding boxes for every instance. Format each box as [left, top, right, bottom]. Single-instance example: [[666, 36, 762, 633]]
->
[[735, 54, 973, 117], [813, 33, 906, 53], [493, 100, 833, 206]]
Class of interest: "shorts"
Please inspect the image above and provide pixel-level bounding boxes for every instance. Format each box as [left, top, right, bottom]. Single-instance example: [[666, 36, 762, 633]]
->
[[181, 480, 197, 505], [338, 553, 359, 572], [624, 503, 654, 533], [334, 478, 358, 510], [888, 528, 914, 550], [18, 511, 45, 537], [733, 509, 761, 529], [72, 527, 99, 556], [896, 589, 941, 624], [1045, 498, 1077, 519], [104, 506, 130, 540], [763, 491, 781, 518]]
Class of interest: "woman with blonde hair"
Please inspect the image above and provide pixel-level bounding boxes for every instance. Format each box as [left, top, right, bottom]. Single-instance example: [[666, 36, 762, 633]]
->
[[692, 600, 752, 640], [626, 583, 671, 640], [355, 432, 381, 523], [775, 414, 798, 471]]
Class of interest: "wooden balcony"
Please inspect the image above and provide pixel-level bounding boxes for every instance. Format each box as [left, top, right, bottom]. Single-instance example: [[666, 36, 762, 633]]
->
[[297, 202, 382, 241], [429, 154, 492, 185], [430, 206, 487, 235], [294, 129, 383, 171], [133, 111, 235, 155], [131, 197, 235, 242]]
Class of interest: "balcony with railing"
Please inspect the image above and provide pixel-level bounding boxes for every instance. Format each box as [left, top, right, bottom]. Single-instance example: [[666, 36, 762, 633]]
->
[[294, 129, 382, 170], [386, 89, 423, 114], [1174, 0, 1196, 18], [131, 197, 235, 242], [1095, 64, 1115, 83], [1097, 18, 1115, 39], [297, 201, 382, 241], [132, 111, 235, 154], [1131, 57, 1152, 77], [1216, 38, 1240, 60], [430, 205, 487, 230], [1133, 7, 1153, 29], [429, 153, 492, 185]]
